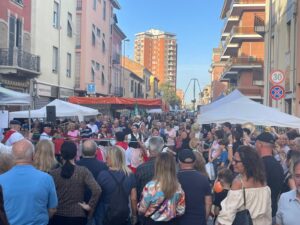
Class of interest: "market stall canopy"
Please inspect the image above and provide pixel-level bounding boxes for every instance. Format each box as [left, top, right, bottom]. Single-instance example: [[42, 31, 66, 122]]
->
[[0, 87, 31, 105], [198, 90, 300, 129], [68, 96, 163, 108], [10, 99, 98, 121]]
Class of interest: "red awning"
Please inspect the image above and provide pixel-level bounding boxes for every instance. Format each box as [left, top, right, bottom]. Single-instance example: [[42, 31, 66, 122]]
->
[[68, 96, 163, 108]]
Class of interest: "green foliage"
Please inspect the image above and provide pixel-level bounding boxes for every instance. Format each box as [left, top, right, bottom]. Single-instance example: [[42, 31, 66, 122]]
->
[[159, 82, 181, 107]]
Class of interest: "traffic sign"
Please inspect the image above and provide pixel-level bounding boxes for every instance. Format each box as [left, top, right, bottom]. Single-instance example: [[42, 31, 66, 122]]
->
[[87, 83, 95, 94], [270, 85, 285, 101], [270, 70, 285, 84]]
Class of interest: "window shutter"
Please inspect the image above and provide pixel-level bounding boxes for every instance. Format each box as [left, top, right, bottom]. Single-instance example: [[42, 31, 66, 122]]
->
[[8, 16, 16, 65]]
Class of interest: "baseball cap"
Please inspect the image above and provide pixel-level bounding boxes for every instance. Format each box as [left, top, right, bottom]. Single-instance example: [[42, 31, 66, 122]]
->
[[256, 132, 275, 144], [178, 149, 196, 164], [10, 120, 21, 125]]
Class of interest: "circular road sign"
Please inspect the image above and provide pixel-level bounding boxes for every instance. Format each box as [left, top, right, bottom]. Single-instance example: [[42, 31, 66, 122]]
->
[[270, 70, 285, 84], [270, 85, 285, 101]]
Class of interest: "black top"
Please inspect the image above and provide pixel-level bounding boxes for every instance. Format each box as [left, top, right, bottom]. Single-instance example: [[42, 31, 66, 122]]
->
[[97, 170, 136, 204], [76, 158, 108, 202], [262, 156, 284, 217], [178, 170, 211, 225], [213, 189, 229, 210], [135, 157, 156, 200]]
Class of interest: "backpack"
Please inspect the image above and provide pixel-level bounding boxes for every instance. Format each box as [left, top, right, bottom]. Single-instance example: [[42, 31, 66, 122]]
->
[[103, 171, 130, 225]]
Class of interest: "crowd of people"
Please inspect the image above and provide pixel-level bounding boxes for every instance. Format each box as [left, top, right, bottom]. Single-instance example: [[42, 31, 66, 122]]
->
[[0, 111, 300, 225]]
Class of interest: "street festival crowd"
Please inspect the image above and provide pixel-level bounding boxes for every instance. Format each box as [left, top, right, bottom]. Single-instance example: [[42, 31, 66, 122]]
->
[[0, 112, 300, 225]]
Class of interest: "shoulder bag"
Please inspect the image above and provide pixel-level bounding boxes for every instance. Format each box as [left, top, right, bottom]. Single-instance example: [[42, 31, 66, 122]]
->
[[232, 181, 253, 225]]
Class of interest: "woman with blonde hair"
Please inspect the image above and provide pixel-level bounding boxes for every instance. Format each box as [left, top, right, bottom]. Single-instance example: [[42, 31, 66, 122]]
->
[[96, 145, 137, 225], [34, 140, 59, 173], [193, 151, 208, 177], [138, 152, 185, 225]]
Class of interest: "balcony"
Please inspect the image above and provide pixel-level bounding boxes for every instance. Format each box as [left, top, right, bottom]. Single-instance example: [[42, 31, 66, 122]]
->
[[228, 0, 265, 18], [221, 13, 240, 40], [223, 26, 263, 56], [0, 48, 40, 77], [221, 57, 263, 80], [111, 87, 124, 97]]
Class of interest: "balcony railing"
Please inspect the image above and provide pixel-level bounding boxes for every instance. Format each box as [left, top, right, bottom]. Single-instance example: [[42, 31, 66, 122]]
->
[[0, 48, 40, 73], [111, 87, 123, 97], [223, 26, 259, 49], [227, 57, 263, 66]]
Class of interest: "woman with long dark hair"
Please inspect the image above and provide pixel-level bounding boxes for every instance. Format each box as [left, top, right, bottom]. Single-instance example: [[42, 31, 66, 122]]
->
[[217, 145, 272, 225], [49, 141, 101, 225], [138, 152, 185, 225]]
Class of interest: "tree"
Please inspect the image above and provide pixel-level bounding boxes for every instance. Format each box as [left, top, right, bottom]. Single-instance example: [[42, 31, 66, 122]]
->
[[159, 81, 181, 107]]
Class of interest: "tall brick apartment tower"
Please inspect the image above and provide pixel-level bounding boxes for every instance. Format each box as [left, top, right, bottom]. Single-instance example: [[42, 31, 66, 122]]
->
[[134, 29, 177, 90], [218, 0, 265, 102]]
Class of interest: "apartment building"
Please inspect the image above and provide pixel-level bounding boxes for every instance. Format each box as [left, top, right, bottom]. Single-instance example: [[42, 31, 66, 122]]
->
[[219, 0, 266, 102], [134, 29, 177, 90], [123, 67, 144, 98], [75, 0, 120, 96], [111, 14, 126, 97], [31, 0, 76, 108], [209, 47, 227, 101], [122, 56, 151, 98], [0, 0, 40, 94], [264, 0, 299, 115]]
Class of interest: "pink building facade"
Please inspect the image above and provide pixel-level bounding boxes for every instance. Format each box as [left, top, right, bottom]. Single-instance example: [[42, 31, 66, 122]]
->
[[0, 0, 40, 92], [110, 15, 126, 96], [75, 0, 120, 96]]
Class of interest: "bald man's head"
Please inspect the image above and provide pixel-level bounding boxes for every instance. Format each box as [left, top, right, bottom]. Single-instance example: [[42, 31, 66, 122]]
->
[[12, 139, 35, 163], [82, 140, 97, 157]]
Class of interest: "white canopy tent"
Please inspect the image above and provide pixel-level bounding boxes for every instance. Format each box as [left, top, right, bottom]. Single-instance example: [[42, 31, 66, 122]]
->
[[10, 99, 98, 121], [0, 87, 31, 105], [199, 90, 300, 129]]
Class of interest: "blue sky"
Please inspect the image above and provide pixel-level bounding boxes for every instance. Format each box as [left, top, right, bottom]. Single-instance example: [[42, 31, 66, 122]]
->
[[117, 0, 224, 102]]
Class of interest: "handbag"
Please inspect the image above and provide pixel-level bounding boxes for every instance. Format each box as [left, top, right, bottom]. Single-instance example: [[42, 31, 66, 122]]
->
[[136, 198, 166, 225], [232, 183, 253, 225]]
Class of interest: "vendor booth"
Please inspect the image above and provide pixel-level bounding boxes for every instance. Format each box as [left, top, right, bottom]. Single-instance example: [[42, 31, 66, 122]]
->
[[199, 90, 300, 129], [9, 99, 98, 121]]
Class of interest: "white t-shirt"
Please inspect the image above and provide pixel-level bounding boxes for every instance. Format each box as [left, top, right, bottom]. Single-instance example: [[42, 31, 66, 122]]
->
[[39, 132, 52, 141], [5, 132, 24, 146], [88, 124, 99, 134]]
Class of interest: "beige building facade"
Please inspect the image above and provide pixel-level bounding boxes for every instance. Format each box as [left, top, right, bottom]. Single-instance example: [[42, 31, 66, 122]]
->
[[264, 0, 298, 115], [31, 0, 76, 108]]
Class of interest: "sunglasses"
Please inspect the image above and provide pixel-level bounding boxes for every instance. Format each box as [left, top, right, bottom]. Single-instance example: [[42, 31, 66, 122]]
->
[[232, 158, 242, 164]]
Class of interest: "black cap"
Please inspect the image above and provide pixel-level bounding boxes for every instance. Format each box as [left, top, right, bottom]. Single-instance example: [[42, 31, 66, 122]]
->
[[10, 120, 21, 125], [256, 132, 275, 144], [178, 149, 196, 164]]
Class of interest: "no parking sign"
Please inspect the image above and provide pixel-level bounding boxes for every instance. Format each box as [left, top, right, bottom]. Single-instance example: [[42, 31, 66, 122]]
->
[[270, 85, 285, 101]]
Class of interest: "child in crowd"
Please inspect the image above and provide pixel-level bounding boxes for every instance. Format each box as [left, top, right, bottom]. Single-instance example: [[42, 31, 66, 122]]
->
[[213, 168, 234, 221]]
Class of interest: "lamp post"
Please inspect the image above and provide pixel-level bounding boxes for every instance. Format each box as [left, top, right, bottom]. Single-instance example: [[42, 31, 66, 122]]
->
[[122, 39, 130, 96]]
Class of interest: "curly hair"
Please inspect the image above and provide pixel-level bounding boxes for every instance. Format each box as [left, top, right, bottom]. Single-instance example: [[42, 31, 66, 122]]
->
[[237, 145, 266, 185]]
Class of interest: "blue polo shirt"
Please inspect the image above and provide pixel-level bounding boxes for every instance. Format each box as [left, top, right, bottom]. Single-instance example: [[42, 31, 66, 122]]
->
[[276, 190, 300, 225], [0, 165, 58, 225]]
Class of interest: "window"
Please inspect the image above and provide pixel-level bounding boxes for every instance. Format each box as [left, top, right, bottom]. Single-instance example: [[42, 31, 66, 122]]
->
[[103, 0, 106, 20], [287, 22, 291, 52], [12, 0, 23, 6], [97, 28, 101, 37], [101, 72, 105, 85], [67, 13, 72, 37], [96, 62, 100, 70], [53, 1, 59, 28], [52, 47, 58, 73], [131, 80, 134, 92], [15, 19, 22, 48], [102, 40, 105, 53], [92, 29, 96, 46], [93, 0, 97, 10], [66, 53, 71, 77], [91, 67, 95, 82]]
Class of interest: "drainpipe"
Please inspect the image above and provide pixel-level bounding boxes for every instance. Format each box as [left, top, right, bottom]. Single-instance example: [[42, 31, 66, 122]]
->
[[57, 0, 61, 99], [292, 0, 298, 114], [266, 0, 272, 106]]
